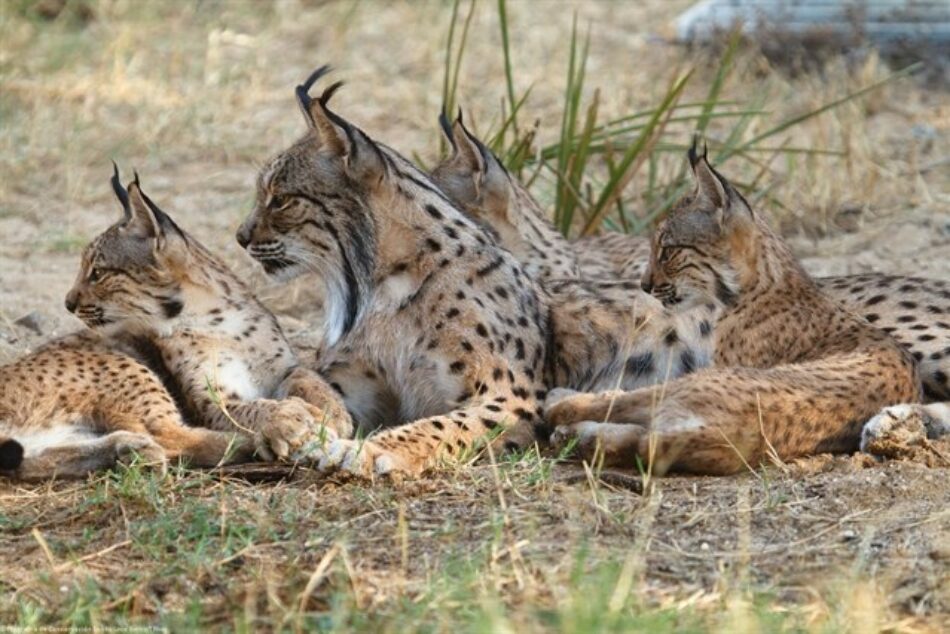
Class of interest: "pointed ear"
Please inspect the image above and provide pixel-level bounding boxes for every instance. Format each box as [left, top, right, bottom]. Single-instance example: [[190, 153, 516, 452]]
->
[[124, 175, 163, 243], [453, 114, 510, 215], [688, 139, 727, 210], [447, 111, 486, 182], [296, 68, 384, 183], [110, 162, 132, 221], [124, 173, 183, 249]]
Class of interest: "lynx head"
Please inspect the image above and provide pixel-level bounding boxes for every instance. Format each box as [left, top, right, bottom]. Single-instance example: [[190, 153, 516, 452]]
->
[[65, 166, 195, 329], [641, 143, 757, 309], [237, 66, 435, 345], [431, 111, 515, 229], [431, 112, 575, 279]]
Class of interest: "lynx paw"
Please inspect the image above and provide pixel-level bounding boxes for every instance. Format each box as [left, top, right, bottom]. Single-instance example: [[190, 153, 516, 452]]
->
[[861, 403, 949, 457], [255, 398, 334, 462], [551, 421, 605, 459], [316, 438, 416, 478], [551, 421, 647, 467], [113, 432, 168, 475]]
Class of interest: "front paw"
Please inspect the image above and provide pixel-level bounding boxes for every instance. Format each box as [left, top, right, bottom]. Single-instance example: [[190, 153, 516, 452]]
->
[[316, 438, 416, 478], [299, 399, 354, 440], [550, 421, 602, 459], [861, 404, 928, 457], [255, 398, 335, 462]]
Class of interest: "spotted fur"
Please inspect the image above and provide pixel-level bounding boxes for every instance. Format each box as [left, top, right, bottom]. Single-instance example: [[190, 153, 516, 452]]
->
[[544, 148, 921, 475], [236, 69, 715, 476], [1, 168, 349, 480], [430, 116, 948, 402]]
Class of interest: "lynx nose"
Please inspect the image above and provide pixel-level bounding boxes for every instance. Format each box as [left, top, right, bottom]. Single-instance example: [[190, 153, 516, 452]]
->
[[640, 276, 653, 294], [65, 290, 79, 313], [236, 226, 251, 249]]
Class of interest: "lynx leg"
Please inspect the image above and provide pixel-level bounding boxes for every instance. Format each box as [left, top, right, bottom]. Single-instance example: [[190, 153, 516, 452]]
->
[[12, 429, 167, 481], [276, 366, 354, 438], [552, 411, 760, 476], [544, 386, 660, 428], [149, 425, 254, 467], [317, 400, 539, 478]]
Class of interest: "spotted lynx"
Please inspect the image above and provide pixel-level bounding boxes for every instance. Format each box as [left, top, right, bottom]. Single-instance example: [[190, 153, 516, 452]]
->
[[431, 113, 949, 402], [544, 147, 921, 474], [234, 67, 721, 476], [0, 168, 349, 480]]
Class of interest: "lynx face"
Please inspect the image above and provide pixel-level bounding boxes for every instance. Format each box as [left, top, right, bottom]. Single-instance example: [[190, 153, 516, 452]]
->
[[65, 168, 187, 329], [642, 149, 746, 309], [236, 70, 384, 345], [236, 143, 377, 288]]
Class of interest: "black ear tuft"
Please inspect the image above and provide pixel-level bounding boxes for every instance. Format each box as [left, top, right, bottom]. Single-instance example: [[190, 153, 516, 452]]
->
[[319, 80, 345, 106], [295, 64, 332, 114], [688, 134, 708, 169], [438, 108, 456, 150], [111, 161, 131, 217]]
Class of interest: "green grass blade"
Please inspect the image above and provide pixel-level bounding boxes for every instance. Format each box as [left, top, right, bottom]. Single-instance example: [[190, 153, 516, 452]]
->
[[580, 68, 692, 236], [497, 0, 518, 137], [730, 63, 921, 158]]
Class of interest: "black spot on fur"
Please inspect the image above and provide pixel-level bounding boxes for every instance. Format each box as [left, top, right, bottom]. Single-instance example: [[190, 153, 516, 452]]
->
[[162, 299, 184, 318], [625, 353, 654, 378], [680, 350, 696, 374]]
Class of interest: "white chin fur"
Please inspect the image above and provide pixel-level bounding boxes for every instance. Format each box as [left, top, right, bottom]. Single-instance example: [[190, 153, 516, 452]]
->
[[269, 262, 306, 282]]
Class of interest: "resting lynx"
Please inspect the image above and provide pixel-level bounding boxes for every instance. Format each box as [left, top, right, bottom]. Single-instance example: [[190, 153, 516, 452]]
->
[[431, 113, 949, 402], [0, 168, 349, 480], [544, 147, 921, 474], [235, 67, 721, 476]]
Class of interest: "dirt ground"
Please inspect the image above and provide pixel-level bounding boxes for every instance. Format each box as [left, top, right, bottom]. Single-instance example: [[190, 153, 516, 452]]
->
[[1, 0, 948, 630]]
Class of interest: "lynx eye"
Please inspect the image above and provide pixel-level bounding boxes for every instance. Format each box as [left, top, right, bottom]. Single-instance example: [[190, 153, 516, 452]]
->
[[270, 194, 293, 210], [88, 267, 103, 283]]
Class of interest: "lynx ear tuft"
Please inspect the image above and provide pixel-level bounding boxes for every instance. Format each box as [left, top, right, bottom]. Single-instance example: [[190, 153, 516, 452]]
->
[[295, 65, 332, 127], [438, 108, 456, 152], [687, 134, 708, 170], [110, 161, 132, 220], [294, 66, 384, 182], [688, 141, 726, 210]]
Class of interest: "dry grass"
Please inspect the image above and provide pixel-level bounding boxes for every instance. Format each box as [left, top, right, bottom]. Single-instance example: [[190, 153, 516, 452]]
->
[[1, 0, 949, 630]]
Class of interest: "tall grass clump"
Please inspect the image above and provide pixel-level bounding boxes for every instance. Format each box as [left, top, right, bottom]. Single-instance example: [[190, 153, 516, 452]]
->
[[440, 1, 920, 239]]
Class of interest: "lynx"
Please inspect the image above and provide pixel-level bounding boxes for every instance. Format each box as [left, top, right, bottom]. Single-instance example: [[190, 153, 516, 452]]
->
[[235, 67, 719, 476], [431, 113, 948, 402], [543, 147, 921, 474], [0, 168, 349, 480]]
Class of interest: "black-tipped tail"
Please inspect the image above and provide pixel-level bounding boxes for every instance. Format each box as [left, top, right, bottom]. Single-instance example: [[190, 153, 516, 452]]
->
[[0, 438, 24, 471]]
